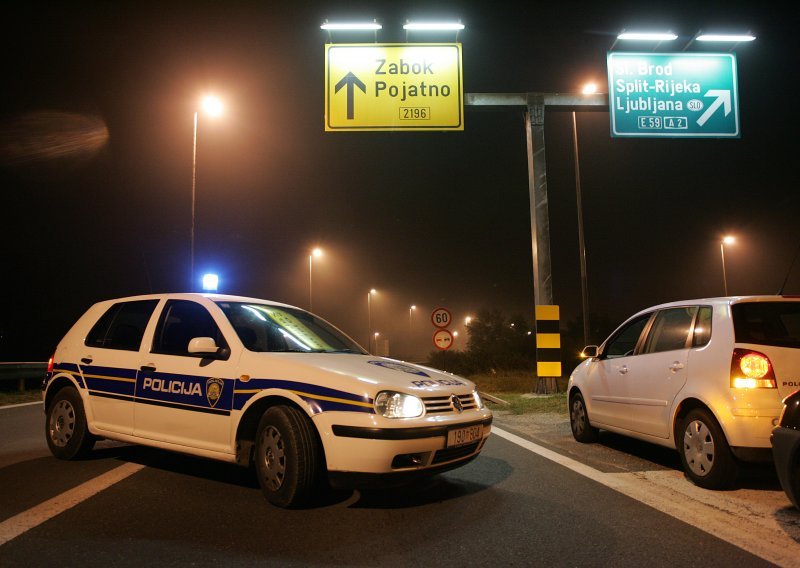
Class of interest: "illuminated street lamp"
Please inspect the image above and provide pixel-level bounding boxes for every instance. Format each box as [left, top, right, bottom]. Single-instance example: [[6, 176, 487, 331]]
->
[[409, 305, 416, 333], [465, 316, 473, 326], [367, 289, 377, 351], [309, 247, 323, 312], [721, 236, 735, 296], [573, 82, 596, 346], [191, 94, 224, 291]]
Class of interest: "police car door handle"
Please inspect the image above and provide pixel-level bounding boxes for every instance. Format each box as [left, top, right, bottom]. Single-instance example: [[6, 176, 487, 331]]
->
[[81, 357, 93, 365], [140, 365, 156, 372], [669, 362, 685, 371], [618, 365, 628, 374]]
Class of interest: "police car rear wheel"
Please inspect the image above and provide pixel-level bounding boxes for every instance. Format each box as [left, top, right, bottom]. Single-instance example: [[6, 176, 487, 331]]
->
[[255, 405, 321, 508], [45, 386, 96, 460]]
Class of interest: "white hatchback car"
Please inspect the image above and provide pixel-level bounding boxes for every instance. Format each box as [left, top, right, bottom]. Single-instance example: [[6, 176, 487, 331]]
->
[[568, 296, 800, 489], [43, 293, 492, 507]]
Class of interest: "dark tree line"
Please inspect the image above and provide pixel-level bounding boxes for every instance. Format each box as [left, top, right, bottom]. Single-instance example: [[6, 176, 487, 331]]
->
[[426, 308, 616, 377]]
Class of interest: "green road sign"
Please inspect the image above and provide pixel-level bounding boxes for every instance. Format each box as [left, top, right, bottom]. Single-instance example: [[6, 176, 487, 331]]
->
[[607, 52, 740, 138]]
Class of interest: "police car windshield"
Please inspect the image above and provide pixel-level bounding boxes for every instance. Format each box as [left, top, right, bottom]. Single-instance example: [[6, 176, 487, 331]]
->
[[216, 302, 367, 354]]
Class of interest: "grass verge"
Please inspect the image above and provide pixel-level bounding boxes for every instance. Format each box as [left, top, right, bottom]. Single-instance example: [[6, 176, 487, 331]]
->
[[469, 370, 568, 416], [497, 392, 568, 416], [0, 390, 42, 406]]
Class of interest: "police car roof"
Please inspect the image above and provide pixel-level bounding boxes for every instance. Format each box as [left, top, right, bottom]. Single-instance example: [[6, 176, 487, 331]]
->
[[92, 292, 301, 311]]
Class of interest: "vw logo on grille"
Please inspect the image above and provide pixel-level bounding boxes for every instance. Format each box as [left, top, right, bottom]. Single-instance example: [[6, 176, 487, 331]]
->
[[450, 394, 463, 413]]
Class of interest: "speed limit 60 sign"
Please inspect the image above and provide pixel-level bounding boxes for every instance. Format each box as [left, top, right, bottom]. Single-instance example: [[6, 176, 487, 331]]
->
[[431, 307, 452, 328]]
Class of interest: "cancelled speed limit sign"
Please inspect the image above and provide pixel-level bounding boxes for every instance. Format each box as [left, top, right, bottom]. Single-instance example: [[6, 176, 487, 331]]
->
[[431, 307, 452, 328], [433, 329, 454, 350]]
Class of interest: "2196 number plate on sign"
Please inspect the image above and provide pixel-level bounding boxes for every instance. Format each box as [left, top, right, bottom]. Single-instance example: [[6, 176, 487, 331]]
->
[[447, 424, 483, 448]]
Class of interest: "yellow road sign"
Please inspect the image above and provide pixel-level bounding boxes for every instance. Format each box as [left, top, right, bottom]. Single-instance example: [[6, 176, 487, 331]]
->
[[325, 43, 463, 131]]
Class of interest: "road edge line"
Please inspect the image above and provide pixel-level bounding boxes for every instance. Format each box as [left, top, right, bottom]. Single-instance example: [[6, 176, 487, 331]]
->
[[0, 462, 145, 546], [492, 426, 797, 567], [0, 401, 44, 410]]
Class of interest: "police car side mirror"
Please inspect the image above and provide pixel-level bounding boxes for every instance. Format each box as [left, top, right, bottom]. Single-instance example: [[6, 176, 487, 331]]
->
[[188, 337, 220, 355], [188, 337, 230, 361]]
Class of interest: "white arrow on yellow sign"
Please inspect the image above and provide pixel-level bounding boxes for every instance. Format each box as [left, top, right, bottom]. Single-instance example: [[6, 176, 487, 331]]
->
[[325, 43, 463, 131]]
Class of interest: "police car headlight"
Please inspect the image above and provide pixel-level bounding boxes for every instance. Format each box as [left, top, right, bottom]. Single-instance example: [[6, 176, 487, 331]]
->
[[375, 391, 424, 419], [472, 390, 485, 409]]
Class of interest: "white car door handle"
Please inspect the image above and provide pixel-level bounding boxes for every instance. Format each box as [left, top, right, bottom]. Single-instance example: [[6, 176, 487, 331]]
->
[[618, 365, 628, 374], [669, 362, 685, 371]]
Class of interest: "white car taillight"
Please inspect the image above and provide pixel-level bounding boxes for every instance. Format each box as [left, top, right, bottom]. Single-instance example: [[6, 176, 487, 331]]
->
[[730, 348, 777, 389]]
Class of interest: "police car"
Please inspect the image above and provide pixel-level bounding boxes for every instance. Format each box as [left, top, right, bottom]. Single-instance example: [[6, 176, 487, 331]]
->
[[43, 293, 492, 507]]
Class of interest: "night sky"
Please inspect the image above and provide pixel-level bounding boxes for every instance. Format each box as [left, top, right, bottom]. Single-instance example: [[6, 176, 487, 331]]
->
[[1, 1, 796, 362]]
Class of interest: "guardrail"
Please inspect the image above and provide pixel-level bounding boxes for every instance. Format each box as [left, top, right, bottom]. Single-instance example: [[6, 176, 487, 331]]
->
[[0, 362, 47, 392]]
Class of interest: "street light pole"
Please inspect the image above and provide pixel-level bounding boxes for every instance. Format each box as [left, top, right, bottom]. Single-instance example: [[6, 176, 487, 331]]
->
[[309, 248, 322, 312], [721, 236, 735, 296], [572, 110, 590, 347], [189, 95, 224, 292], [367, 289, 376, 352], [190, 111, 198, 291]]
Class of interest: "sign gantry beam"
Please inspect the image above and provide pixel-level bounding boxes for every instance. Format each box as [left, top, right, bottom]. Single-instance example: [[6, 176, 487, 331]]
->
[[465, 92, 609, 110]]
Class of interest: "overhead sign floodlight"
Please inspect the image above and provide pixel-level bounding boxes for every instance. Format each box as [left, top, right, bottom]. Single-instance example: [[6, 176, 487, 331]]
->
[[617, 32, 678, 41], [696, 34, 756, 42], [321, 22, 382, 31], [403, 22, 465, 31]]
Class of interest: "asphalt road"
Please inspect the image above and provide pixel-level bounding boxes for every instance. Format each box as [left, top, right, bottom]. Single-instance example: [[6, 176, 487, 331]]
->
[[0, 402, 795, 566]]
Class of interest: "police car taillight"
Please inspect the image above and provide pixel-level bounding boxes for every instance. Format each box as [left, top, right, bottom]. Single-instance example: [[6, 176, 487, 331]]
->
[[730, 348, 777, 389], [47, 355, 54, 374]]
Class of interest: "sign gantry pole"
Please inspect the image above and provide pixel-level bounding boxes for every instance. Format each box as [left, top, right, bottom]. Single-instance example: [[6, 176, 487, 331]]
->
[[525, 94, 552, 306], [465, 92, 608, 307]]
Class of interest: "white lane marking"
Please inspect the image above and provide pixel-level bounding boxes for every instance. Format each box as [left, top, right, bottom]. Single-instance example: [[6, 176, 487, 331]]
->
[[0, 401, 43, 410], [0, 462, 144, 546], [492, 426, 800, 568]]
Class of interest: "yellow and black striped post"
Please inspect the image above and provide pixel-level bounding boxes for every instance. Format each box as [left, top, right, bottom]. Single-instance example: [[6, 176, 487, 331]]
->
[[535, 305, 561, 384]]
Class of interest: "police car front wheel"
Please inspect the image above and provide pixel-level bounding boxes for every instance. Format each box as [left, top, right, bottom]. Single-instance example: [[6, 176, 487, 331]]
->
[[255, 405, 322, 508], [45, 386, 96, 460]]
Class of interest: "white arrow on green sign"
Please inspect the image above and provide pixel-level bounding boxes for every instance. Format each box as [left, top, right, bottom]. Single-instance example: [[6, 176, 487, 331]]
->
[[607, 52, 740, 138]]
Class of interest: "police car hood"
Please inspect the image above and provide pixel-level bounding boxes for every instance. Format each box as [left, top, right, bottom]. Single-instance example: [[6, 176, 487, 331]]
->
[[243, 353, 475, 395]]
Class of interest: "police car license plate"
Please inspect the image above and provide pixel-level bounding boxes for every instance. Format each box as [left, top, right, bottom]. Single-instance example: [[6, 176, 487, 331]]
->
[[447, 424, 483, 448]]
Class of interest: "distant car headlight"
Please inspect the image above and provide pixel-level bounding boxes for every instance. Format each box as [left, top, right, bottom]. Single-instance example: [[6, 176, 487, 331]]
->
[[473, 390, 485, 409], [375, 391, 424, 418]]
